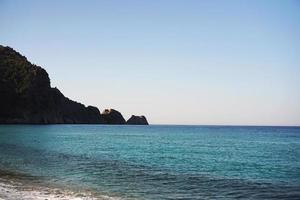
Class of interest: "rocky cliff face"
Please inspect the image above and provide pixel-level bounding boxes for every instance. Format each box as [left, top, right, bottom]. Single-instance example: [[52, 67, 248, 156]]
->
[[101, 109, 126, 124], [0, 45, 149, 125], [126, 115, 149, 125], [0, 45, 104, 124]]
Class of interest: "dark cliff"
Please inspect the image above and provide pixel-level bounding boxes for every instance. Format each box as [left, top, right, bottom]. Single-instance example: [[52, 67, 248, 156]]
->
[[126, 115, 149, 125], [102, 109, 126, 124], [0, 45, 105, 124], [0, 45, 149, 125]]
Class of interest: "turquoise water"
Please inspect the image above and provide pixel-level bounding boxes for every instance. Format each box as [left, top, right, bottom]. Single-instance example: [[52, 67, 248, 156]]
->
[[0, 125, 300, 199]]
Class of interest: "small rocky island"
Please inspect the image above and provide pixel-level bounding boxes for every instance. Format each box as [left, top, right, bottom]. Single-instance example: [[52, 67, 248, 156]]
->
[[0, 45, 148, 125], [127, 115, 148, 125]]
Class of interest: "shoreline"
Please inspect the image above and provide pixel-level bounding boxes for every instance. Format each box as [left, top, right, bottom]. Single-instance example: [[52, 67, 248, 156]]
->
[[0, 179, 95, 200], [0, 171, 121, 200]]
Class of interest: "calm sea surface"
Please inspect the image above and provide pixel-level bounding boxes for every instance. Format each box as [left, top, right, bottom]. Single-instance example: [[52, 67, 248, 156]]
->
[[0, 125, 299, 199]]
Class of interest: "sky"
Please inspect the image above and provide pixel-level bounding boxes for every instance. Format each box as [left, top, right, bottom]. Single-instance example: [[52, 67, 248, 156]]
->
[[1, 0, 300, 126]]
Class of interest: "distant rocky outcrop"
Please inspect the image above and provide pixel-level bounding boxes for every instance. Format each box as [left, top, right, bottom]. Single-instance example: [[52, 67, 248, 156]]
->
[[126, 115, 149, 125], [101, 109, 126, 124], [0, 45, 149, 125]]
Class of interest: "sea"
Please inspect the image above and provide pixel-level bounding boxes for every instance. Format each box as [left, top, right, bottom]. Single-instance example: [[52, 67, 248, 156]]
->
[[0, 125, 299, 199]]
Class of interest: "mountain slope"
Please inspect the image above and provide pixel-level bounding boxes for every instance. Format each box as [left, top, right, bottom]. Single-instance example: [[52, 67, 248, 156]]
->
[[0, 45, 104, 124]]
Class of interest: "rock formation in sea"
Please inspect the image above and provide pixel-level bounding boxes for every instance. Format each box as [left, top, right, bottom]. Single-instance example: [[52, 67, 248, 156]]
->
[[126, 115, 149, 125], [0, 45, 148, 125], [101, 109, 126, 124]]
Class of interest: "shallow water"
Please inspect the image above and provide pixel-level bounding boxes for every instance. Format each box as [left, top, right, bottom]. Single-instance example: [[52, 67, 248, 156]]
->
[[0, 125, 299, 199]]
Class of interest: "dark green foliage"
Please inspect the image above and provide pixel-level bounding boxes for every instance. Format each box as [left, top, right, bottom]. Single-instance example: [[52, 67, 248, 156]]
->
[[0, 45, 149, 125], [0, 45, 104, 124]]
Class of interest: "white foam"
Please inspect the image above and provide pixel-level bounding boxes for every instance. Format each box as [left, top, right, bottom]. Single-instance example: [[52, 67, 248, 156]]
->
[[0, 180, 121, 200]]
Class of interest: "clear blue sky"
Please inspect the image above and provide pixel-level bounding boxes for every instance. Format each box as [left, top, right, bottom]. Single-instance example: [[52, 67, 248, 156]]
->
[[1, 0, 300, 125]]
